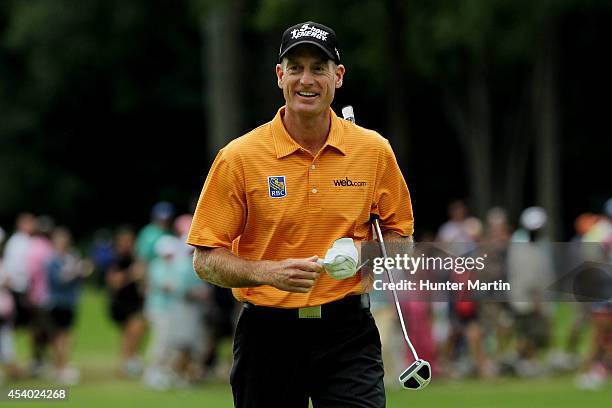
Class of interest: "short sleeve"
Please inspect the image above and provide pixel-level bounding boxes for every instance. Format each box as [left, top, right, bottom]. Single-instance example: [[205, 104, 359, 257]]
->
[[187, 147, 247, 249], [372, 139, 414, 236]]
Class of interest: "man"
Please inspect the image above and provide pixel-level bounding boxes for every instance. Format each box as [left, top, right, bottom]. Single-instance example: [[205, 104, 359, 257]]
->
[[136, 202, 175, 263], [188, 21, 414, 407], [0, 213, 37, 379], [1, 213, 36, 329], [437, 200, 471, 243]]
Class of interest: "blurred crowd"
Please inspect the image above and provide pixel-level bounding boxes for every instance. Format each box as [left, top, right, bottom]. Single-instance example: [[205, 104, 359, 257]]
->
[[0, 199, 610, 390], [374, 199, 612, 391], [0, 203, 234, 389], [0, 213, 90, 385]]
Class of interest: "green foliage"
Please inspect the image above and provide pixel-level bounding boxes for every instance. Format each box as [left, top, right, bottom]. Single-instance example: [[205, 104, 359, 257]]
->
[[404, 0, 545, 82], [0, 0, 203, 229], [254, 0, 298, 30], [0, 0, 610, 235]]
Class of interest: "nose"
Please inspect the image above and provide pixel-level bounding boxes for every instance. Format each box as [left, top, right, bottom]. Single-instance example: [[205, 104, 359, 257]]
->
[[300, 68, 315, 86]]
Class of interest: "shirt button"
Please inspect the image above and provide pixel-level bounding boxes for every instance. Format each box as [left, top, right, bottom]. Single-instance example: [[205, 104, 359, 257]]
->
[[311, 188, 318, 194], [311, 164, 316, 170]]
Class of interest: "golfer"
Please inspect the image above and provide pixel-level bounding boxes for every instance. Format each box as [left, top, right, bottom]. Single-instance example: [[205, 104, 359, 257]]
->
[[187, 21, 414, 408]]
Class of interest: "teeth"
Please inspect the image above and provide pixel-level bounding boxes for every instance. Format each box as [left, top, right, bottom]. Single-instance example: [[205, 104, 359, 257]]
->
[[298, 92, 317, 96]]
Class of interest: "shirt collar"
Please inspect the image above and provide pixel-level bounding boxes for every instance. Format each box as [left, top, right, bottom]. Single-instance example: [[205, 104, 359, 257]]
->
[[271, 106, 347, 159]]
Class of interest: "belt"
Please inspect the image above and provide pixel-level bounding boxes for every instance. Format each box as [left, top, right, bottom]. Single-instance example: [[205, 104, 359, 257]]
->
[[242, 293, 370, 319]]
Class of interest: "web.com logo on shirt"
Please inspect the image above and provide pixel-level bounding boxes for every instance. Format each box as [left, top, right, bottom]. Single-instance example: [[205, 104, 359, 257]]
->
[[332, 177, 367, 187]]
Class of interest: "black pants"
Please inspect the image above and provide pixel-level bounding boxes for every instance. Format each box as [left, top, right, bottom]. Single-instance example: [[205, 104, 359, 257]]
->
[[10, 290, 32, 327], [230, 295, 385, 408]]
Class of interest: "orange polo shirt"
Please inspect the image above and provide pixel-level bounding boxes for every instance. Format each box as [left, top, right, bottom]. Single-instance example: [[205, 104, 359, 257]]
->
[[187, 106, 413, 308]]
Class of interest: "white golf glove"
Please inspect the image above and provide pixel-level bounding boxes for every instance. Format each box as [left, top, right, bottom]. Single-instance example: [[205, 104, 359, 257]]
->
[[319, 238, 359, 280]]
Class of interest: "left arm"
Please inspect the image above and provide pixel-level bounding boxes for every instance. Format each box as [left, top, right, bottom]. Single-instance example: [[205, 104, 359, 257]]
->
[[382, 231, 415, 259]]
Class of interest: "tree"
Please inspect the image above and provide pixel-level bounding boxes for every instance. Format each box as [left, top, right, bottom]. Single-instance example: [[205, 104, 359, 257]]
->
[[403, 0, 573, 233], [194, 0, 245, 164]]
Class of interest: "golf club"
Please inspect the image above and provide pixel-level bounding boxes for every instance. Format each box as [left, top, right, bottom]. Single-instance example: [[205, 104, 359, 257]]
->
[[341, 105, 431, 390], [372, 218, 431, 390]]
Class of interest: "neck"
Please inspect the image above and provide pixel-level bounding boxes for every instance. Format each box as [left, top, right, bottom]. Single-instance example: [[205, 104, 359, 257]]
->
[[282, 108, 331, 155]]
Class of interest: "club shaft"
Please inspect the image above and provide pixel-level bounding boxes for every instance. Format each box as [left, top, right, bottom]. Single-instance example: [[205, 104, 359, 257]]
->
[[373, 219, 420, 361]]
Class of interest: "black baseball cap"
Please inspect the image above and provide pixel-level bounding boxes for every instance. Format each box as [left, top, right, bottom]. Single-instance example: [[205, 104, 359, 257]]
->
[[278, 21, 341, 65]]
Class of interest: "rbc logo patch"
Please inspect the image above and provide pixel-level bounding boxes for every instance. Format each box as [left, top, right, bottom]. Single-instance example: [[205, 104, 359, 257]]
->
[[268, 176, 287, 198]]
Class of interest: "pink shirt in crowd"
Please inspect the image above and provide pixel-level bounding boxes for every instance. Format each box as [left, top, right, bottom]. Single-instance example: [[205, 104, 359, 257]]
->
[[27, 236, 54, 307]]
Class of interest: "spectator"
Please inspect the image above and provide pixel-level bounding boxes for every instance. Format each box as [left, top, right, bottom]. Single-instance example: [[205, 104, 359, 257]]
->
[[0, 226, 21, 380], [142, 235, 180, 389], [136, 202, 175, 264], [90, 229, 115, 288], [1, 213, 36, 329], [46, 227, 90, 385], [559, 213, 599, 368], [27, 216, 55, 377], [166, 236, 209, 385], [437, 200, 472, 243], [401, 233, 437, 379], [575, 198, 612, 389], [449, 217, 492, 378], [0, 213, 36, 379], [485, 207, 512, 248], [106, 227, 146, 378], [481, 207, 513, 372], [0, 282, 16, 379], [507, 207, 555, 377]]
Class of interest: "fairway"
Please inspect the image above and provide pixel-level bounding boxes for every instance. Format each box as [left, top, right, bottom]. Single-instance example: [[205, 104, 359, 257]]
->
[[2, 289, 611, 407]]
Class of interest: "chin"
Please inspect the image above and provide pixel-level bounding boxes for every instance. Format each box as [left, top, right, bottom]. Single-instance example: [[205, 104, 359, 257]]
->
[[290, 104, 324, 116]]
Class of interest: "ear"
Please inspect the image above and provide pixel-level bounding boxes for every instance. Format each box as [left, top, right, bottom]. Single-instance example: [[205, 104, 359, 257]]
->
[[335, 64, 346, 89], [276, 64, 284, 89]]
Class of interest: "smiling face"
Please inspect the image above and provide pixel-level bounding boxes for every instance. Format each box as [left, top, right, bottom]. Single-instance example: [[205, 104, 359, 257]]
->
[[276, 45, 345, 118]]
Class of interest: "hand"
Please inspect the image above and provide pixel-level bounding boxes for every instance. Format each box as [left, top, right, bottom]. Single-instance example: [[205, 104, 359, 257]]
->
[[321, 238, 359, 280], [263, 256, 323, 293]]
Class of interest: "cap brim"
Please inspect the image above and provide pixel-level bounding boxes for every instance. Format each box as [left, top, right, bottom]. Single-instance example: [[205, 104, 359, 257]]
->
[[279, 40, 337, 63]]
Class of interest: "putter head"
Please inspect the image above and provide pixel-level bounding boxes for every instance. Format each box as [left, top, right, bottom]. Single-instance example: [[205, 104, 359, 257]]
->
[[399, 359, 431, 390]]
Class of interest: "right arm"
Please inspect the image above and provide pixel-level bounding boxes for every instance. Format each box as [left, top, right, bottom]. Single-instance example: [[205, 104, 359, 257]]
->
[[193, 246, 323, 294], [189, 148, 322, 294]]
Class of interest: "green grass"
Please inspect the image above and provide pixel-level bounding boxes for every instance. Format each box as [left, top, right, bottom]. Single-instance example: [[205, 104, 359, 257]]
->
[[2, 290, 611, 407]]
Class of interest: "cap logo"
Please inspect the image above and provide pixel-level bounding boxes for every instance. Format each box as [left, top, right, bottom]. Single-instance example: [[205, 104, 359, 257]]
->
[[291, 23, 328, 42]]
